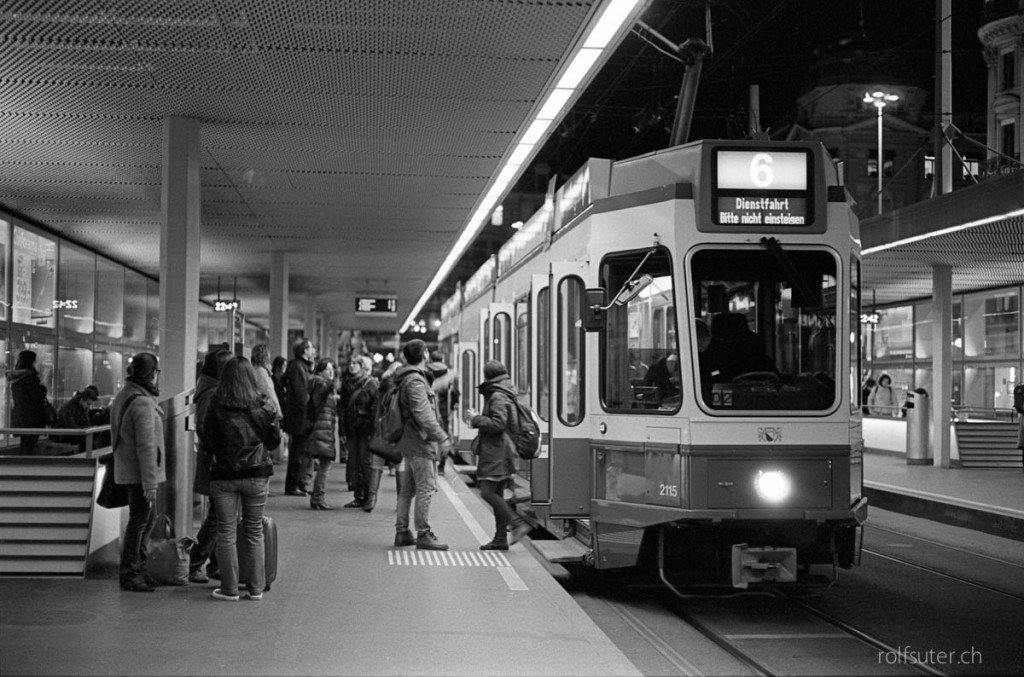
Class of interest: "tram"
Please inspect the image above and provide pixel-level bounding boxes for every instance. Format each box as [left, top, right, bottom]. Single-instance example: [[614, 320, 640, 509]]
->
[[439, 139, 867, 589]]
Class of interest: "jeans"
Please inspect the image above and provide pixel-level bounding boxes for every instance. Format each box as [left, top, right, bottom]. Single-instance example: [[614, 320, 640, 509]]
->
[[310, 457, 332, 504], [189, 499, 218, 574], [395, 455, 436, 534], [346, 434, 367, 496], [210, 477, 269, 596], [479, 478, 517, 539], [120, 484, 156, 585], [285, 433, 312, 492]]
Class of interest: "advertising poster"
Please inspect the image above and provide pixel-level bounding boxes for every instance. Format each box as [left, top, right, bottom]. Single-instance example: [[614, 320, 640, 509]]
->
[[0, 218, 8, 321], [13, 226, 57, 328]]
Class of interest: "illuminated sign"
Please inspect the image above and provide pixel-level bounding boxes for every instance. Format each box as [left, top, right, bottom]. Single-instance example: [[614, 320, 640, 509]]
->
[[52, 299, 79, 309], [214, 299, 240, 312], [860, 312, 879, 325], [712, 149, 813, 227], [355, 296, 397, 316]]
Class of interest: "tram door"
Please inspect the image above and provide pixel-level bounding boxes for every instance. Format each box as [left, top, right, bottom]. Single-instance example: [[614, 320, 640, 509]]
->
[[455, 339, 479, 455], [530, 273, 551, 504], [548, 261, 591, 517]]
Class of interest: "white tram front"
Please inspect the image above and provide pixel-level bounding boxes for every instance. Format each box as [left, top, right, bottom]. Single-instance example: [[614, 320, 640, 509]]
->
[[440, 139, 867, 588]]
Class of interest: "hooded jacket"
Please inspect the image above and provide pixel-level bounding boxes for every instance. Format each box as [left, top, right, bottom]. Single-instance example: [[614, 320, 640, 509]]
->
[[470, 374, 518, 480], [393, 363, 448, 460], [8, 367, 48, 429]]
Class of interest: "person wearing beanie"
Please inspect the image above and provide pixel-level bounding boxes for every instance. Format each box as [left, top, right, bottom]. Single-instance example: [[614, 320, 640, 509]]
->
[[54, 384, 102, 453], [464, 360, 530, 550]]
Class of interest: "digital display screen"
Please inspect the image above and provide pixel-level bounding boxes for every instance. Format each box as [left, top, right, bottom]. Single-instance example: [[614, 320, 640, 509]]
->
[[214, 299, 240, 312], [712, 149, 813, 227], [355, 296, 397, 315]]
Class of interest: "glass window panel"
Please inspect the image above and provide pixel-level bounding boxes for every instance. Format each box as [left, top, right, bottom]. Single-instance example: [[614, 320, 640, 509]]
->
[[515, 302, 530, 399], [558, 277, 584, 425], [493, 312, 511, 372], [12, 225, 57, 329], [56, 344, 93, 406], [58, 244, 95, 335], [961, 364, 1019, 410], [692, 248, 838, 412], [95, 259, 124, 339], [850, 257, 861, 413], [0, 216, 10, 321], [124, 270, 147, 344], [914, 300, 932, 360], [93, 347, 123, 404], [0, 337, 8, 447], [599, 247, 679, 413], [460, 350, 477, 421], [872, 305, 913, 360], [537, 287, 550, 422]]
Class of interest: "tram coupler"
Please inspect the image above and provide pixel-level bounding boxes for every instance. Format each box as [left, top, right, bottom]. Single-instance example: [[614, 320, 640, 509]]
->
[[730, 544, 797, 589]]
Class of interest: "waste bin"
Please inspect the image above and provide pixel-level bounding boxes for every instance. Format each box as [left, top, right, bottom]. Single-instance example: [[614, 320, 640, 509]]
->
[[905, 389, 931, 465]]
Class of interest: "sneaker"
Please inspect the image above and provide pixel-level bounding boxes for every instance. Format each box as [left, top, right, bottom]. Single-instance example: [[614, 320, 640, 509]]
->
[[510, 522, 531, 545], [246, 591, 263, 601], [188, 569, 209, 584], [211, 588, 239, 601], [416, 531, 449, 551], [394, 530, 415, 547]]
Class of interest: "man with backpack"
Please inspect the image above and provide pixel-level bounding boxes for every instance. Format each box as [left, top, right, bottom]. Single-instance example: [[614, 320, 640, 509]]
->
[[392, 339, 453, 551], [463, 360, 530, 550]]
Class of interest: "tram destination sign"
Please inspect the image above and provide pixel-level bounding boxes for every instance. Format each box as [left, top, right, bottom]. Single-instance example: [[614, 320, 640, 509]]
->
[[355, 295, 397, 317], [711, 149, 813, 227]]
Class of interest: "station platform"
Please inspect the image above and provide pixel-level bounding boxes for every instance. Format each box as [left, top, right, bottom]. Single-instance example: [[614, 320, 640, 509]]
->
[[863, 449, 1024, 542], [0, 466, 641, 677]]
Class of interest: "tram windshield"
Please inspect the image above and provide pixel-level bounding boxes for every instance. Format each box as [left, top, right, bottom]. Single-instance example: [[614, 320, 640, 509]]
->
[[691, 248, 838, 412]]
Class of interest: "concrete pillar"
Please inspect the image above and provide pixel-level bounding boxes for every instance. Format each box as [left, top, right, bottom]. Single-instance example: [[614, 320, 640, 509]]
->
[[160, 115, 201, 535], [932, 264, 953, 468], [304, 293, 317, 346], [269, 252, 289, 360]]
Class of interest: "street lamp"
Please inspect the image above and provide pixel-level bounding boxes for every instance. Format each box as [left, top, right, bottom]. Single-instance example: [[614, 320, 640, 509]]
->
[[863, 90, 899, 215]]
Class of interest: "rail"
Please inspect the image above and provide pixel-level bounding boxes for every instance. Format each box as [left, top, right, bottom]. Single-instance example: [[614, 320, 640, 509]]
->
[[0, 425, 111, 458], [863, 405, 1019, 422]]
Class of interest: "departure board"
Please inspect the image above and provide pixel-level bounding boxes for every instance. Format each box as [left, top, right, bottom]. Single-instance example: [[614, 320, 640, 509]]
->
[[711, 149, 813, 227], [355, 296, 397, 316]]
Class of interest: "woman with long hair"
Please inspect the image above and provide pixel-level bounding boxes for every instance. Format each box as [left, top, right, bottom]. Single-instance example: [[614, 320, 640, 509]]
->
[[251, 344, 283, 468], [111, 352, 165, 592], [306, 358, 339, 510], [201, 357, 280, 601]]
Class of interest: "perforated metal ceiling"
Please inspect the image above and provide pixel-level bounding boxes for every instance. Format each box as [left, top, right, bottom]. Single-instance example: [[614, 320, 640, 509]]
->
[[0, 0, 603, 331]]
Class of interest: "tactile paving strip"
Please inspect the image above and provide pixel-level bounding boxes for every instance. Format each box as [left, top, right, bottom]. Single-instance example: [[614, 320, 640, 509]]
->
[[387, 549, 511, 567]]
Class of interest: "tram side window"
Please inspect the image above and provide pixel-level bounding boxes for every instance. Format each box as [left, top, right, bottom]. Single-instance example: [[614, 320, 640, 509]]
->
[[461, 350, 477, 421], [691, 248, 838, 412], [493, 311, 511, 374], [558, 277, 585, 425], [515, 301, 530, 400], [537, 287, 550, 422], [599, 248, 679, 413]]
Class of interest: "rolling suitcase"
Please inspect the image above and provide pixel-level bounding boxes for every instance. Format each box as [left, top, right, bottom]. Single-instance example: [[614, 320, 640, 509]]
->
[[237, 515, 278, 591]]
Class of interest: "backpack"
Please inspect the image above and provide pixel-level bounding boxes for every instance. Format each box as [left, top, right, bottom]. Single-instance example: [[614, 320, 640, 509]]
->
[[1013, 383, 1024, 414], [376, 382, 406, 443], [509, 399, 541, 460]]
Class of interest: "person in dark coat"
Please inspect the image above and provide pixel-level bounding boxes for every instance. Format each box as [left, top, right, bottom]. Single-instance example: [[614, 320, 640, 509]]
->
[[281, 338, 315, 496], [201, 357, 280, 601], [464, 360, 529, 550], [306, 358, 339, 510], [7, 350, 49, 455], [343, 355, 381, 511], [429, 351, 459, 473], [110, 352, 165, 592], [53, 384, 107, 453], [188, 348, 233, 584]]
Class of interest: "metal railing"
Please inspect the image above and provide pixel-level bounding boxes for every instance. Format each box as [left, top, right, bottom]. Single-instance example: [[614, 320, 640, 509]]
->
[[0, 425, 111, 458]]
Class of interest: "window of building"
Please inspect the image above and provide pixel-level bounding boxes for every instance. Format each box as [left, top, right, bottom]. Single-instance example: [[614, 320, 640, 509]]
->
[[1003, 50, 1015, 91], [867, 149, 896, 178], [962, 289, 1019, 358], [1001, 120, 1016, 160], [12, 225, 57, 329]]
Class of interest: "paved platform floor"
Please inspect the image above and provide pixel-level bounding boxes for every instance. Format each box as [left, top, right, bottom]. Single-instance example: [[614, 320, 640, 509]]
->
[[0, 466, 641, 677], [864, 450, 1024, 541]]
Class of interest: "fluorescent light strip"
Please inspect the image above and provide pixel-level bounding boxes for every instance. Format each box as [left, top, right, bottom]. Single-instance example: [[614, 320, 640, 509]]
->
[[861, 207, 1024, 255], [401, 0, 642, 331]]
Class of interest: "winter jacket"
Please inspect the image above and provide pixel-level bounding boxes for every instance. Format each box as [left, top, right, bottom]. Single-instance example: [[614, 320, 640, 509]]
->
[[306, 375, 338, 460], [191, 373, 219, 495], [343, 373, 379, 438], [869, 382, 898, 416], [470, 375, 518, 480], [52, 398, 91, 444], [111, 380, 165, 492], [254, 364, 282, 421], [8, 368, 48, 429], [394, 364, 449, 460], [201, 396, 280, 481], [428, 360, 459, 433], [282, 358, 313, 436]]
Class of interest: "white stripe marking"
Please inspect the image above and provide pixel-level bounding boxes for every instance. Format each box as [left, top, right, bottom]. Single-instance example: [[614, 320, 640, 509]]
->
[[498, 566, 528, 591]]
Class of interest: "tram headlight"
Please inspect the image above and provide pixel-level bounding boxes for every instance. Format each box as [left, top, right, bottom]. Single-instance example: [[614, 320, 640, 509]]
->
[[754, 470, 791, 504]]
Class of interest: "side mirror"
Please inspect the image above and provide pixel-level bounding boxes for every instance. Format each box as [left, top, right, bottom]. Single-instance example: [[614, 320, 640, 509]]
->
[[582, 288, 608, 332]]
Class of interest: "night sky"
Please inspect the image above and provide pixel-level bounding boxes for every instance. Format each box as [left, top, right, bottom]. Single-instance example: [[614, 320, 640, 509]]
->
[[430, 0, 990, 319]]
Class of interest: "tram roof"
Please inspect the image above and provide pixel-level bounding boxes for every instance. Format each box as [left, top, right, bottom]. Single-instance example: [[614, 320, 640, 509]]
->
[[0, 1, 642, 334], [860, 170, 1024, 307]]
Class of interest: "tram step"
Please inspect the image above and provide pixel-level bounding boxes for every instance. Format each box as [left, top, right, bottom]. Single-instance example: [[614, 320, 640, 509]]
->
[[532, 537, 590, 563]]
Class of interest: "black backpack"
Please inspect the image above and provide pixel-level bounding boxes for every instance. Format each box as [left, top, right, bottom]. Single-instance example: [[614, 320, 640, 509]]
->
[[509, 399, 541, 460]]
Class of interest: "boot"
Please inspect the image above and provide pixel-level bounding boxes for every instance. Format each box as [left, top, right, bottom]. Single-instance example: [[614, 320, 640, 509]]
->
[[362, 469, 382, 512], [480, 537, 508, 551]]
